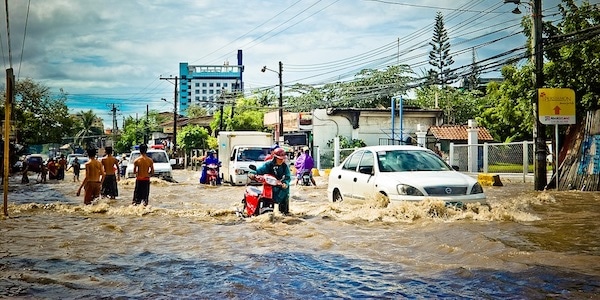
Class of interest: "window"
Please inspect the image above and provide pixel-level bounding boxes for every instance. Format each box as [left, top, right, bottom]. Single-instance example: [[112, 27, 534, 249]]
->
[[202, 82, 207, 87], [195, 96, 200, 101], [195, 82, 200, 87], [216, 83, 221, 87], [223, 83, 228, 87], [342, 151, 364, 171], [195, 89, 200, 94], [359, 151, 374, 168], [202, 90, 207, 94], [209, 83, 214, 87]]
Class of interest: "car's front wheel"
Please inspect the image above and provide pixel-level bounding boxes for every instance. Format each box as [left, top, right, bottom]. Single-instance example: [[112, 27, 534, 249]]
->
[[332, 189, 343, 202]]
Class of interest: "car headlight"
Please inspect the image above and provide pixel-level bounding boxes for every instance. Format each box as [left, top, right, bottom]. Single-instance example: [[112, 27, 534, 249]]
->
[[470, 182, 484, 194], [397, 184, 424, 196]]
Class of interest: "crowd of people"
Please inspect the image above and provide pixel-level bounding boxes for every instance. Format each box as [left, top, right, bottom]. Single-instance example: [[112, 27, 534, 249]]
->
[[20, 142, 318, 215]]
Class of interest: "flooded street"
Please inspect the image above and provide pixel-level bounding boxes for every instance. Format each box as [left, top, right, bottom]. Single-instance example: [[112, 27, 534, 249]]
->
[[1, 169, 599, 299]]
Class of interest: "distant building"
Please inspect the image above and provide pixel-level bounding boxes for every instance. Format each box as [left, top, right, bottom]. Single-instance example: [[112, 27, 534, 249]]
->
[[179, 50, 244, 116]]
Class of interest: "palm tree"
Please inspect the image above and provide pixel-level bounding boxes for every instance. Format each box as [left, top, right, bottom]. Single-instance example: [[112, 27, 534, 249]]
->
[[74, 110, 103, 148]]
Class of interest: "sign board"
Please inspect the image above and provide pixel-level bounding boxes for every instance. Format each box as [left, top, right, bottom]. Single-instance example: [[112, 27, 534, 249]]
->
[[538, 88, 576, 125]]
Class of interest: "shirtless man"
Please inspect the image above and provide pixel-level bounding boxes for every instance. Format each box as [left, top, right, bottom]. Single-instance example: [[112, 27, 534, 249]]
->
[[132, 144, 154, 206], [77, 148, 105, 205], [100, 146, 120, 199]]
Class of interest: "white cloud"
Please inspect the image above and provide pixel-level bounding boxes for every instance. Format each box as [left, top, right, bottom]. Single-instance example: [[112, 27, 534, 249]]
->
[[0, 0, 568, 128]]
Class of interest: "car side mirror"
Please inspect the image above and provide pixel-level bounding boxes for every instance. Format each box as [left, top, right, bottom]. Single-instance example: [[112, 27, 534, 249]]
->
[[249, 164, 257, 171], [358, 166, 373, 175], [452, 165, 459, 171]]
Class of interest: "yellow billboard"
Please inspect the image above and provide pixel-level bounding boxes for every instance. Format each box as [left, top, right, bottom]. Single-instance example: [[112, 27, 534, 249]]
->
[[538, 88, 576, 125]]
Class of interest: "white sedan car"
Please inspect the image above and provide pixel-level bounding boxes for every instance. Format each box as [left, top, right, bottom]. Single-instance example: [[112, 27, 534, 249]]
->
[[327, 145, 486, 204]]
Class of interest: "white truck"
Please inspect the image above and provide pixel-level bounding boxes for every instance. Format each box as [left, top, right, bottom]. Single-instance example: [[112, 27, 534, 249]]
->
[[217, 131, 273, 185]]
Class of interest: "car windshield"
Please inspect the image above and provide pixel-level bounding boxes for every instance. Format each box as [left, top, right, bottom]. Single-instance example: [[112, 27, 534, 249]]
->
[[129, 151, 168, 163], [377, 149, 451, 172], [237, 147, 271, 161]]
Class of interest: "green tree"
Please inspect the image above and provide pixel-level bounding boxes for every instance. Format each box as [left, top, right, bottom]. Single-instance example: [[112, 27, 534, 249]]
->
[[211, 96, 267, 133], [476, 65, 534, 142], [428, 11, 455, 86], [186, 104, 208, 118], [286, 65, 413, 110], [177, 125, 209, 153], [4, 78, 75, 146], [414, 85, 485, 125], [73, 110, 103, 148], [544, 0, 600, 114]]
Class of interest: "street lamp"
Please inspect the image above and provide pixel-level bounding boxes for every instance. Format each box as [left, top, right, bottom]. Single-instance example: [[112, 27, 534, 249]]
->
[[261, 61, 284, 142], [504, 0, 546, 190]]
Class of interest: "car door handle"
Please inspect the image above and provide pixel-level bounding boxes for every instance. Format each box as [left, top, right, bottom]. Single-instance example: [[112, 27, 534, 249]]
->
[[353, 177, 357, 182]]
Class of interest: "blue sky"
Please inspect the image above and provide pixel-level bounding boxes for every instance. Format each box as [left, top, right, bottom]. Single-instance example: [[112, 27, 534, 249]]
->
[[0, 0, 573, 128]]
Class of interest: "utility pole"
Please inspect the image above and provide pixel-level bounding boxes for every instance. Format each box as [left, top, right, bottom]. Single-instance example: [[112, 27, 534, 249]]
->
[[107, 103, 120, 146], [532, 0, 546, 190], [145, 104, 149, 144], [3, 68, 14, 216], [159, 76, 178, 154], [278, 61, 283, 142]]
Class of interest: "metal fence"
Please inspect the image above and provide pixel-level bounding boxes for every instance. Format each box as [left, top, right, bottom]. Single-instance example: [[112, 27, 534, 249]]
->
[[449, 141, 535, 176], [316, 139, 539, 182]]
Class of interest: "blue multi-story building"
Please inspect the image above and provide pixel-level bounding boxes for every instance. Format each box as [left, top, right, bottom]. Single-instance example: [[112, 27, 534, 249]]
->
[[179, 50, 244, 116]]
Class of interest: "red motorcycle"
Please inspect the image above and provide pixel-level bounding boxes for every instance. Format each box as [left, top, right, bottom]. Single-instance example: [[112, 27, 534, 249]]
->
[[239, 171, 280, 217], [205, 163, 219, 186]]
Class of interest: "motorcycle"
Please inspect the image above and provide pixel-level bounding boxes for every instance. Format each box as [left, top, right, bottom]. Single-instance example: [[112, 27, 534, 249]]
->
[[238, 166, 279, 217], [300, 170, 312, 186], [205, 163, 219, 186]]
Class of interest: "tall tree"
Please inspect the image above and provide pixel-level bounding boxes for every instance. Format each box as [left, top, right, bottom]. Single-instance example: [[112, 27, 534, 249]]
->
[[4, 78, 75, 146], [428, 12, 455, 86], [73, 110, 103, 148], [544, 0, 600, 113]]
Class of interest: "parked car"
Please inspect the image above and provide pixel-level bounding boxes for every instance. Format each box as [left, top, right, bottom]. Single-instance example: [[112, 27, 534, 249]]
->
[[125, 149, 173, 181], [327, 145, 486, 204], [25, 154, 45, 173]]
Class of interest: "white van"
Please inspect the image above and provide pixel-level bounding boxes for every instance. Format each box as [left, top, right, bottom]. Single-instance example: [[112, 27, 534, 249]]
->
[[125, 149, 173, 181]]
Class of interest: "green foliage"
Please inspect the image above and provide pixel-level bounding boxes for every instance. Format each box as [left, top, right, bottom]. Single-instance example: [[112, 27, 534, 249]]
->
[[210, 96, 267, 132], [477, 65, 534, 142], [4, 78, 76, 146], [414, 85, 485, 125], [286, 65, 413, 110], [544, 0, 600, 113], [428, 11, 455, 86], [186, 104, 208, 118], [327, 136, 366, 149], [73, 109, 104, 148], [177, 125, 209, 152]]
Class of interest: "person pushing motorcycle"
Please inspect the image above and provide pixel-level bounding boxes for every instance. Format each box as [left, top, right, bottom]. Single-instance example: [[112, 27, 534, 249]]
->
[[248, 148, 291, 215]]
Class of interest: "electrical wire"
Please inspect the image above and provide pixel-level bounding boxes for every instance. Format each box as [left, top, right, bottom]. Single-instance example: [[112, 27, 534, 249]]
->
[[17, 0, 31, 80]]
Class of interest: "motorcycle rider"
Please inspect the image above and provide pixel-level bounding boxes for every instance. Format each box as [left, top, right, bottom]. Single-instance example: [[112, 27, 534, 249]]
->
[[248, 148, 291, 215], [199, 150, 221, 185], [294, 146, 316, 186], [263, 143, 280, 161]]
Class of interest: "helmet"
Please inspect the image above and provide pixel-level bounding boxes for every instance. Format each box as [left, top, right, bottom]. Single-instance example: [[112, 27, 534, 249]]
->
[[272, 148, 286, 160], [270, 144, 280, 151], [208, 149, 216, 154]]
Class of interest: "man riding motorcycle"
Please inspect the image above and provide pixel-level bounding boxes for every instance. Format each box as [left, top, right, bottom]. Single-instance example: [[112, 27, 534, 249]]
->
[[199, 150, 221, 185], [294, 146, 316, 186], [248, 148, 291, 215]]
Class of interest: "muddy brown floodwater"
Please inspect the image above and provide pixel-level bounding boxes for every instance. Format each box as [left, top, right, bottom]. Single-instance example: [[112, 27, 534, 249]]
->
[[1, 169, 599, 299]]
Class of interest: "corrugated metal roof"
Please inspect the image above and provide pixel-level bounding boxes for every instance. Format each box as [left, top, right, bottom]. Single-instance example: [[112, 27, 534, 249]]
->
[[429, 125, 494, 141]]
